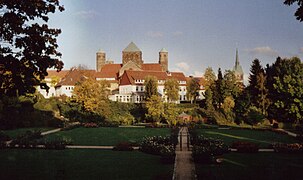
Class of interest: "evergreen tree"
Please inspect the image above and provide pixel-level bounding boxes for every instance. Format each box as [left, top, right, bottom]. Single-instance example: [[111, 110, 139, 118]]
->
[[212, 68, 224, 109], [247, 59, 268, 115]]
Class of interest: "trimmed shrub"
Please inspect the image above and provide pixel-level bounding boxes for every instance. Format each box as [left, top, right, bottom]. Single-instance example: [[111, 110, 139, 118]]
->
[[272, 143, 303, 153], [10, 130, 42, 148], [231, 141, 259, 153], [113, 142, 133, 151], [43, 137, 72, 150], [191, 135, 228, 164]]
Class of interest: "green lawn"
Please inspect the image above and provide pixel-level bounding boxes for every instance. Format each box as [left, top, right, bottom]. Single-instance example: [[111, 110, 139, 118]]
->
[[196, 128, 299, 148], [45, 127, 171, 146], [195, 152, 303, 180], [2, 127, 52, 139], [0, 149, 173, 180]]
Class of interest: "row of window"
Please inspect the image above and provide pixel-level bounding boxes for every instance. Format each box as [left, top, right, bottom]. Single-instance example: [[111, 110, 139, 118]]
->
[[134, 79, 186, 85], [65, 87, 74, 90], [116, 95, 145, 103]]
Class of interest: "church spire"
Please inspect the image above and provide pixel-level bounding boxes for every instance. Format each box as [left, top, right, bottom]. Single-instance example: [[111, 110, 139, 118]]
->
[[233, 48, 244, 83], [235, 48, 239, 66]]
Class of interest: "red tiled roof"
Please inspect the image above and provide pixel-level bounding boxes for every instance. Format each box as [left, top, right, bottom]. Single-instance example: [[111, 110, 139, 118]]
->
[[120, 70, 187, 86], [95, 64, 122, 79], [46, 70, 69, 79], [56, 69, 96, 86], [141, 63, 163, 71]]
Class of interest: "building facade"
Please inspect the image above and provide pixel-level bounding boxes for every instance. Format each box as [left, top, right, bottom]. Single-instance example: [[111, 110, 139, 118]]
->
[[38, 42, 188, 103]]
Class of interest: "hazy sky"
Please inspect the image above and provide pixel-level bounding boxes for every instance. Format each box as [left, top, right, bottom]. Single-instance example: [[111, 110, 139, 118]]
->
[[48, 0, 303, 82]]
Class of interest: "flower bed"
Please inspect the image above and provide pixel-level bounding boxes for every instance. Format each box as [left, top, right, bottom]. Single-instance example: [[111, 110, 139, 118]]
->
[[231, 141, 259, 153], [10, 130, 43, 148], [83, 122, 99, 128], [140, 136, 176, 164], [191, 135, 228, 164], [272, 143, 303, 153], [43, 137, 72, 150]]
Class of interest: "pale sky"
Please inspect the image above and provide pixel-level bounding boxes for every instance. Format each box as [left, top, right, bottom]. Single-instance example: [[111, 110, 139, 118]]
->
[[48, 0, 303, 82]]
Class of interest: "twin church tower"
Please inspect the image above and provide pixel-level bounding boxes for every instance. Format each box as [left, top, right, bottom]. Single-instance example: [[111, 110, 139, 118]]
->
[[96, 42, 168, 72]]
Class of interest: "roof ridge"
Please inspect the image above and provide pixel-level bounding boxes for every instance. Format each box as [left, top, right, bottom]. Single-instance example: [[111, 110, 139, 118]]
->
[[123, 42, 141, 52]]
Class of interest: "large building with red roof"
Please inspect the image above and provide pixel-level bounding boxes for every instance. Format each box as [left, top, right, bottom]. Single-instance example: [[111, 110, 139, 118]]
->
[[37, 42, 189, 103]]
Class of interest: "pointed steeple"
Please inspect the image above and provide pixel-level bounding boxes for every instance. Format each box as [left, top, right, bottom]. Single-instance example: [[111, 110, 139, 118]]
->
[[233, 48, 244, 83], [235, 48, 240, 66]]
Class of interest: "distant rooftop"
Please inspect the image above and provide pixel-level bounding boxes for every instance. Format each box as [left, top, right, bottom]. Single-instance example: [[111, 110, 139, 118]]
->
[[160, 48, 168, 53], [123, 42, 141, 52]]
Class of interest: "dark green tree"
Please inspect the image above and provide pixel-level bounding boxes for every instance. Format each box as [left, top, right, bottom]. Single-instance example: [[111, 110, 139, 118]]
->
[[266, 57, 303, 124], [247, 59, 268, 115], [144, 76, 158, 99], [223, 70, 240, 98], [212, 68, 224, 109], [284, 0, 303, 22], [0, 0, 64, 97], [234, 89, 251, 124]]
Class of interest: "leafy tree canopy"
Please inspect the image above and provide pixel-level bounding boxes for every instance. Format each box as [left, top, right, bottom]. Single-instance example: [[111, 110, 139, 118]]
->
[[0, 0, 64, 97], [145, 95, 163, 123], [203, 67, 216, 89], [186, 77, 200, 103], [284, 0, 303, 21], [164, 78, 179, 103], [73, 77, 110, 115], [144, 76, 158, 99]]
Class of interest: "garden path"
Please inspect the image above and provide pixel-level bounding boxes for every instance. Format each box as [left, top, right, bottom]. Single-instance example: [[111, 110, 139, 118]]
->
[[173, 127, 196, 180]]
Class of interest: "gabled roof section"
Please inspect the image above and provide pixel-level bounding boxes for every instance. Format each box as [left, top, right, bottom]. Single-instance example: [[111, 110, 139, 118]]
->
[[123, 42, 141, 52], [141, 63, 163, 71], [170, 72, 187, 81], [56, 69, 95, 87], [120, 70, 187, 86], [95, 64, 122, 79], [46, 70, 69, 79]]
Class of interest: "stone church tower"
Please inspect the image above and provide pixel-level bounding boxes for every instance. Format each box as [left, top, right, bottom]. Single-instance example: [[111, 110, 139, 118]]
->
[[122, 42, 143, 65], [96, 49, 106, 72], [159, 48, 168, 72]]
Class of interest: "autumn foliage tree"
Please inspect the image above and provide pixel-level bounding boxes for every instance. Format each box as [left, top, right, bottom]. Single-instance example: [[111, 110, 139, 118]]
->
[[186, 77, 200, 103], [73, 78, 110, 116], [0, 0, 64, 97], [164, 78, 179, 103], [144, 76, 158, 99]]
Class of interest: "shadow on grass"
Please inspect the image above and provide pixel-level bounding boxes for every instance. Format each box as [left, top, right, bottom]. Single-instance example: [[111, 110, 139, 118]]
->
[[204, 131, 272, 145]]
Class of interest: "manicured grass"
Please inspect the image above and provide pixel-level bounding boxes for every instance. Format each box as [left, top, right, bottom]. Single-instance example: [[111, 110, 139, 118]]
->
[[196, 128, 299, 148], [45, 127, 171, 146], [2, 127, 52, 139], [195, 152, 303, 180], [0, 149, 173, 180]]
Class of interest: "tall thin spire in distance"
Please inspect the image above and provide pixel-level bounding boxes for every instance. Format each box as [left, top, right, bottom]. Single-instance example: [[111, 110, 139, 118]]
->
[[235, 48, 239, 66]]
